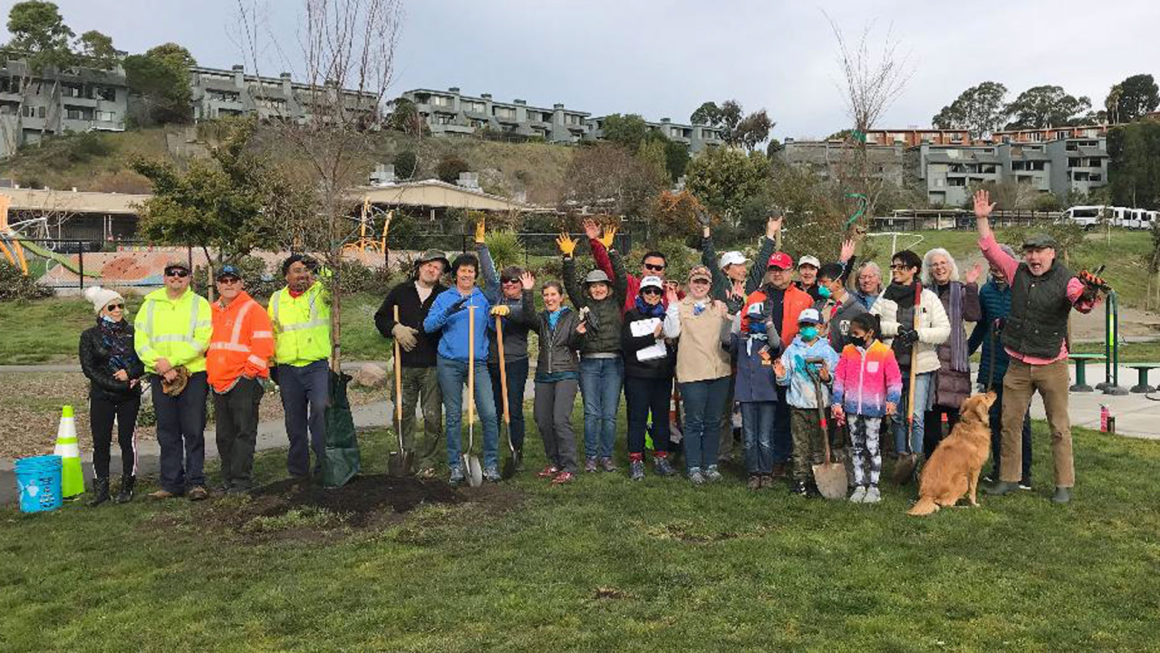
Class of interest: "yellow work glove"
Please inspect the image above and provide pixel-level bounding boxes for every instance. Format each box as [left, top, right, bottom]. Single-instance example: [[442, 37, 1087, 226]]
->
[[556, 233, 577, 257], [474, 218, 486, 245], [490, 305, 511, 317], [600, 225, 618, 250]]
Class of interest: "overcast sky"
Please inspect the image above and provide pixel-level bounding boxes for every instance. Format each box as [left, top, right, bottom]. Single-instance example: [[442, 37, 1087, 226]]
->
[[11, 1, 1160, 140]]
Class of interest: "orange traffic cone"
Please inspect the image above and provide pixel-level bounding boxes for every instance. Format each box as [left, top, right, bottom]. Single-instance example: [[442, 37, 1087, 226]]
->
[[54, 405, 84, 499]]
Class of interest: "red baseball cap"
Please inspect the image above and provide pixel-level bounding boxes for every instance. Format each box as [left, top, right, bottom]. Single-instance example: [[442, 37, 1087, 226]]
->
[[767, 252, 794, 270]]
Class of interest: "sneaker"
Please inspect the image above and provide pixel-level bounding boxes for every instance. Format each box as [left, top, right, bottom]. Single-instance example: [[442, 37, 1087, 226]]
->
[[537, 465, 560, 479], [982, 474, 995, 484], [747, 475, 762, 491], [630, 460, 645, 481], [1018, 479, 1033, 491], [584, 457, 598, 473], [704, 465, 722, 482], [483, 467, 501, 483], [688, 468, 706, 485], [449, 466, 465, 487], [791, 481, 809, 496], [759, 474, 774, 488], [600, 457, 617, 472], [1051, 486, 1071, 504], [849, 486, 867, 503], [187, 486, 209, 501], [551, 471, 574, 484], [863, 486, 881, 504], [653, 456, 675, 477]]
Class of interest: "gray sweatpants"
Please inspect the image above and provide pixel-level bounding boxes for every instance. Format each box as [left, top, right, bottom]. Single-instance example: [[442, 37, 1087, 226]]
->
[[534, 380, 579, 473]]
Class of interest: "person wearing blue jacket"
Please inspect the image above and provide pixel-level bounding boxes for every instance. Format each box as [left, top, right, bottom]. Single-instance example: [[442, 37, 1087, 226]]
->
[[423, 252, 500, 485], [728, 302, 781, 490], [774, 307, 840, 496]]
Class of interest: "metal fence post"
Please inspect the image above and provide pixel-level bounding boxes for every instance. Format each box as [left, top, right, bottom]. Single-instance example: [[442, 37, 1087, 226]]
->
[[77, 243, 84, 292]]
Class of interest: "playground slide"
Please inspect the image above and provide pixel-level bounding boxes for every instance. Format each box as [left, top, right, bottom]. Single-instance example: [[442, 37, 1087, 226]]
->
[[1, 233, 96, 277]]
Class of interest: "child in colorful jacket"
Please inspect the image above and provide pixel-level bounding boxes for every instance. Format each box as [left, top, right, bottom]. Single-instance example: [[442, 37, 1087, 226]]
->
[[831, 313, 902, 504], [774, 307, 839, 496]]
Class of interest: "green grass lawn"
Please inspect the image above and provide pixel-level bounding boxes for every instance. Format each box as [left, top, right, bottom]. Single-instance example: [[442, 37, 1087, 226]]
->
[[2, 413, 1158, 651]]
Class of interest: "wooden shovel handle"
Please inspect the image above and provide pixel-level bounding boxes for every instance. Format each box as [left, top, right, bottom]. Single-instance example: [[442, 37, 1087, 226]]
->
[[495, 316, 510, 424], [393, 305, 402, 422]]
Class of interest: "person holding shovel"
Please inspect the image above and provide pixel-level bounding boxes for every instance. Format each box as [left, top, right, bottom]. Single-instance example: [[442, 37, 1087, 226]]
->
[[424, 253, 501, 486], [967, 246, 1033, 489], [773, 308, 840, 496], [374, 249, 449, 478], [870, 249, 949, 482]]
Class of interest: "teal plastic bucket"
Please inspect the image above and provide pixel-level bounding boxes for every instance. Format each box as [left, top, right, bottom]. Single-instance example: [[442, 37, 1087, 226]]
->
[[14, 455, 63, 514]]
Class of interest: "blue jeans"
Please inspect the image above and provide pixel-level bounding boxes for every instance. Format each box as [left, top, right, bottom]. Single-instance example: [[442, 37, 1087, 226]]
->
[[772, 385, 792, 464], [893, 371, 934, 456], [679, 377, 729, 471], [579, 357, 623, 459], [740, 401, 775, 475], [489, 358, 529, 451], [989, 384, 1032, 482], [277, 360, 329, 477], [437, 356, 500, 471]]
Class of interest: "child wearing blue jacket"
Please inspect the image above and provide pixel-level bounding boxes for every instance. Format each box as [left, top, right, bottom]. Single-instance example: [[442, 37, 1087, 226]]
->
[[728, 302, 781, 490], [423, 253, 501, 485], [774, 307, 840, 496]]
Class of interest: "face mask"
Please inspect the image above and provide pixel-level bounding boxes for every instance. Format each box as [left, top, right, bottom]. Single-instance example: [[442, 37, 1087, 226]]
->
[[100, 314, 118, 324], [818, 285, 832, 299], [800, 326, 818, 340], [849, 335, 867, 349], [749, 320, 767, 334]]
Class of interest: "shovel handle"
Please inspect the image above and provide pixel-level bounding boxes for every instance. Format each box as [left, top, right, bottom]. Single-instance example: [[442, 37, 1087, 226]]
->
[[468, 305, 475, 450], [393, 306, 403, 422], [496, 315, 510, 424]]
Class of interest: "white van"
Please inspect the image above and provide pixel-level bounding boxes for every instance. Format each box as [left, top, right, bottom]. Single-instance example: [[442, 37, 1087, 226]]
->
[[1061, 205, 1104, 230]]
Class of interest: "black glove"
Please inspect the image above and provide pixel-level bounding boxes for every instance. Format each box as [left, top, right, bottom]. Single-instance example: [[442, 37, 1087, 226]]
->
[[724, 294, 745, 315], [449, 296, 469, 313], [896, 327, 920, 346]]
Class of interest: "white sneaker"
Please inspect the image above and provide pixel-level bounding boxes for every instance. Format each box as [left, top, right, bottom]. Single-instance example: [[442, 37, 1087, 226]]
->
[[863, 486, 881, 504], [849, 486, 867, 503]]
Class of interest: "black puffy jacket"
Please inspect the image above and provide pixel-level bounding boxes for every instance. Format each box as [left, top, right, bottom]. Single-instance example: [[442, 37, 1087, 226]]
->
[[79, 320, 145, 402]]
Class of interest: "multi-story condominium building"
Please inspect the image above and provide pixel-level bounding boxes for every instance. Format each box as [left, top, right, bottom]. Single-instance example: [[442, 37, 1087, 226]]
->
[[908, 143, 1003, 207], [0, 58, 128, 157], [189, 65, 379, 125], [399, 87, 725, 152], [860, 128, 973, 148], [780, 139, 906, 186]]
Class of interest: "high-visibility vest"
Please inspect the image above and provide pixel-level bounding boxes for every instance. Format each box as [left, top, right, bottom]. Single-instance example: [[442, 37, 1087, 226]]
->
[[207, 291, 275, 393], [134, 287, 213, 374], [268, 281, 331, 367]]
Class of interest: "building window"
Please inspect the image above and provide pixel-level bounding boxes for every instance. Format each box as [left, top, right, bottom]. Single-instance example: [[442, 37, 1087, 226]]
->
[[493, 106, 516, 119], [464, 101, 485, 113], [430, 95, 451, 107], [95, 86, 115, 102], [96, 110, 115, 122]]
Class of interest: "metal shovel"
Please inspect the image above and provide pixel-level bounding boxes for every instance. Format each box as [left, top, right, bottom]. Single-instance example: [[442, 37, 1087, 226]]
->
[[806, 358, 847, 500], [387, 306, 414, 477], [892, 283, 923, 485], [497, 316, 520, 479], [464, 305, 483, 487]]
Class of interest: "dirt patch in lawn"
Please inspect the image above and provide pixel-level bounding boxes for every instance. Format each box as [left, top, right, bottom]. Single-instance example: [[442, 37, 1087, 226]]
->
[[250, 474, 463, 526]]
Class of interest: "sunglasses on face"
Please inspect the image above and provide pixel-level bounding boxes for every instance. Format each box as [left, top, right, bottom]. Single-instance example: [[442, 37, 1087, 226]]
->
[[106, 303, 124, 310], [165, 268, 190, 278], [889, 264, 911, 271], [644, 263, 666, 272], [640, 287, 662, 296], [501, 277, 520, 284]]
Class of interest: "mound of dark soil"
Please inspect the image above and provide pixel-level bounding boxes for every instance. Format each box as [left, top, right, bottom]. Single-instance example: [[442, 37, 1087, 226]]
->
[[249, 474, 463, 526]]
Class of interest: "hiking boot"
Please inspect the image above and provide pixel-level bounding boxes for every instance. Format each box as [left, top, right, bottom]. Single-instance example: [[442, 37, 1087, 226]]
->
[[187, 486, 209, 501], [771, 462, 788, 479], [704, 465, 722, 482], [747, 475, 762, 491], [759, 474, 774, 488], [986, 481, 1020, 496], [584, 457, 598, 473], [863, 486, 881, 504], [849, 486, 867, 503], [87, 478, 110, 507], [148, 488, 182, 500], [653, 456, 675, 477], [1051, 486, 1071, 504], [630, 460, 645, 481], [449, 466, 465, 487], [483, 467, 501, 483], [551, 471, 574, 484], [688, 467, 706, 485], [791, 480, 809, 496], [537, 465, 560, 479], [600, 457, 617, 472], [115, 475, 135, 504]]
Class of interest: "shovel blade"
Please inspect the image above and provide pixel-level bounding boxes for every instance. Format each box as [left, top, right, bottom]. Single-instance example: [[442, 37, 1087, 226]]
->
[[501, 456, 516, 480], [892, 453, 918, 486], [812, 462, 848, 500], [467, 455, 483, 487], [387, 451, 405, 477]]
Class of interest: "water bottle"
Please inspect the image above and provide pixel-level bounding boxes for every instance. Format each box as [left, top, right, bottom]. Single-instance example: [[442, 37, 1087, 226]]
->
[[1100, 404, 1109, 432]]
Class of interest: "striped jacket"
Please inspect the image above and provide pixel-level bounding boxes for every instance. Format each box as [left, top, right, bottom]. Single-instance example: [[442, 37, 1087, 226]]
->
[[832, 340, 903, 418], [208, 291, 274, 393]]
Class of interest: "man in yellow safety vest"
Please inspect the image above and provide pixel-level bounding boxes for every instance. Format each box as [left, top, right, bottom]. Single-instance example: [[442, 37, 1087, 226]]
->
[[134, 259, 213, 500], [268, 254, 332, 478]]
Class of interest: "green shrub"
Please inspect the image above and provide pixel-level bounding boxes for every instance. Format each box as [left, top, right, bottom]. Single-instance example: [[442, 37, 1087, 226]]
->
[[0, 262, 53, 301], [484, 230, 527, 271], [436, 155, 470, 184], [392, 150, 417, 180]]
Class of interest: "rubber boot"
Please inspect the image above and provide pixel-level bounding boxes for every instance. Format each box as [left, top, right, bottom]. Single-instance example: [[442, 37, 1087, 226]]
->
[[88, 477, 110, 507], [116, 475, 136, 504]]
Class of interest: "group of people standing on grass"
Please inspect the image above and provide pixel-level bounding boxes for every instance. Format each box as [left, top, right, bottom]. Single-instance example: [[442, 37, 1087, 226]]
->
[[79, 255, 335, 505], [378, 189, 1102, 504]]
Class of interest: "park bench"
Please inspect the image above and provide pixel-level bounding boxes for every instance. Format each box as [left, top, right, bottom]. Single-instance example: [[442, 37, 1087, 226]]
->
[[1125, 362, 1160, 394], [1068, 353, 1105, 393]]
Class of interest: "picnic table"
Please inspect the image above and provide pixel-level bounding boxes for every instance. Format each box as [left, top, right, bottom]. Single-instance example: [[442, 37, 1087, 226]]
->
[[1068, 353, 1105, 393], [1125, 362, 1160, 393]]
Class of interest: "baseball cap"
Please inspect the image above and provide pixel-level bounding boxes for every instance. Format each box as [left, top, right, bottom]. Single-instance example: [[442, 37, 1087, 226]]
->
[[797, 307, 822, 325], [767, 252, 793, 270], [798, 255, 821, 269], [639, 275, 663, 291], [718, 251, 749, 269], [688, 265, 712, 282], [746, 301, 766, 319], [163, 259, 191, 272], [1022, 233, 1057, 250], [216, 264, 241, 280]]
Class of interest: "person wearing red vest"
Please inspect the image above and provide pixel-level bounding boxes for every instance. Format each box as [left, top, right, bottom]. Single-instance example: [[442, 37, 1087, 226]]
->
[[742, 251, 815, 478], [207, 265, 274, 493]]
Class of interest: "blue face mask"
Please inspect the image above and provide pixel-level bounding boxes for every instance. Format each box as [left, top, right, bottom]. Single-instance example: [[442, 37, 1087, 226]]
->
[[818, 285, 832, 299], [749, 320, 767, 334], [800, 326, 818, 340], [100, 314, 118, 324]]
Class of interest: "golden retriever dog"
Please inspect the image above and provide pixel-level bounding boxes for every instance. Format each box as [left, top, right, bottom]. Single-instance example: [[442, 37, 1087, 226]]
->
[[907, 391, 998, 516]]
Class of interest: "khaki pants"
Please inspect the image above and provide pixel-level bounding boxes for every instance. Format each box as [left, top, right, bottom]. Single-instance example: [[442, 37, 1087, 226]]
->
[[1000, 358, 1074, 487], [394, 365, 443, 469]]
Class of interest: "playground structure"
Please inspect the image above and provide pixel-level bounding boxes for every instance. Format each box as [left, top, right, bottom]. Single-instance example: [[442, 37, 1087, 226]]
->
[[0, 194, 91, 278], [341, 198, 391, 256]]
